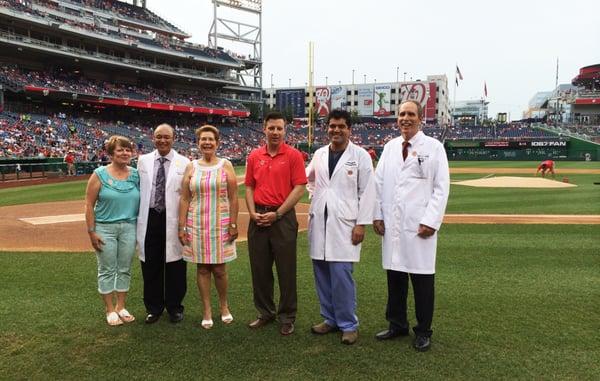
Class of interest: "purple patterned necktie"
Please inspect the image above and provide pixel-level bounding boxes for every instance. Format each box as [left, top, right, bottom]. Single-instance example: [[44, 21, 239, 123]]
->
[[154, 157, 166, 212]]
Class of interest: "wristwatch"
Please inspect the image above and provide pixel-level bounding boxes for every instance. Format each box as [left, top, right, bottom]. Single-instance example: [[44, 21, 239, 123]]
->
[[87, 227, 95, 233], [275, 211, 282, 220], [229, 223, 237, 229]]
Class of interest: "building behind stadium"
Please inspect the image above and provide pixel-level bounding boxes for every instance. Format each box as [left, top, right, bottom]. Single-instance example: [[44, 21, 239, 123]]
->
[[264, 75, 451, 126]]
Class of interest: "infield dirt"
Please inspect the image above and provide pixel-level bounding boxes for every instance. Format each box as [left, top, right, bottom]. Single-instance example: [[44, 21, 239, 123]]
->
[[1, 200, 599, 252]]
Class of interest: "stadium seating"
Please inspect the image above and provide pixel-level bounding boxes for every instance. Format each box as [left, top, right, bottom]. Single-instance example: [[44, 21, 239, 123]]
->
[[0, 111, 264, 162], [0, 64, 248, 111], [1, 0, 239, 64], [445, 124, 556, 140]]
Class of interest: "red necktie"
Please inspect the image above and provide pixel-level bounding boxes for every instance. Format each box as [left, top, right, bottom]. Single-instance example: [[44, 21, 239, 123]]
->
[[402, 141, 410, 161]]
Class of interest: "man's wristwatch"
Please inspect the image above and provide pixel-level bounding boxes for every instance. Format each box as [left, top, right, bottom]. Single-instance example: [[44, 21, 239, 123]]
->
[[275, 211, 282, 220], [87, 227, 95, 233], [229, 223, 237, 229]]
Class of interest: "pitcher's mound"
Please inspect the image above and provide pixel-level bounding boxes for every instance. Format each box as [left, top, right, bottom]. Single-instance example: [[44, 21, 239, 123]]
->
[[453, 176, 577, 188]]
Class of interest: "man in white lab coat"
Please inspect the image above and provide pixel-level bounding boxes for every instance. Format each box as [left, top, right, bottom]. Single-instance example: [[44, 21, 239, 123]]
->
[[137, 124, 190, 324], [306, 109, 376, 345], [373, 100, 450, 352]]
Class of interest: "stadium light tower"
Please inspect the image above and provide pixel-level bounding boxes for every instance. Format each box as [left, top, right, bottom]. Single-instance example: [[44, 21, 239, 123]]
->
[[209, 0, 262, 89]]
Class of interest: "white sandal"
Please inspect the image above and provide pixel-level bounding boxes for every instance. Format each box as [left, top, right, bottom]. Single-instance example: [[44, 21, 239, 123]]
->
[[201, 319, 214, 329], [221, 313, 233, 325], [106, 311, 123, 326], [117, 309, 135, 323]]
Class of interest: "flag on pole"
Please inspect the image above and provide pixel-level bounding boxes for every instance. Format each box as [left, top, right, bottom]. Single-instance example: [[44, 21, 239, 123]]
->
[[484, 81, 488, 97], [456, 66, 463, 80]]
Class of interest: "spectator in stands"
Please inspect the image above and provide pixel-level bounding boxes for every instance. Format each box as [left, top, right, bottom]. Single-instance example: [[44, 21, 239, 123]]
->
[[84, 135, 140, 326], [244, 111, 307, 336], [178, 125, 239, 329], [136, 124, 190, 324], [300, 150, 309, 162], [64, 150, 76, 176], [367, 147, 378, 162], [536, 159, 556, 178]]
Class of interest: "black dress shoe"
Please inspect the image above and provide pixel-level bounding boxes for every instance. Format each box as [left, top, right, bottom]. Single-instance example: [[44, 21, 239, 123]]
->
[[169, 312, 184, 323], [375, 328, 409, 340], [145, 313, 161, 324], [413, 335, 431, 352]]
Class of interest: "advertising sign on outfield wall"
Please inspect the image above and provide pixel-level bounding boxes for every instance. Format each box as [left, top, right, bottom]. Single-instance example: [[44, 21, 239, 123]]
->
[[373, 84, 392, 116], [315, 87, 331, 117], [399, 82, 437, 121], [330, 86, 346, 110], [357, 84, 374, 116]]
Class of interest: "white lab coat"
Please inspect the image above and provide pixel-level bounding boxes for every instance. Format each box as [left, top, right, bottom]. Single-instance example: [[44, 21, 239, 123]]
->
[[136, 149, 190, 263], [306, 141, 376, 262], [374, 131, 450, 274]]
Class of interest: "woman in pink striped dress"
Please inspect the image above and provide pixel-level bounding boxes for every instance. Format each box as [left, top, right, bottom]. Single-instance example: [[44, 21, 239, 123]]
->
[[178, 125, 238, 329]]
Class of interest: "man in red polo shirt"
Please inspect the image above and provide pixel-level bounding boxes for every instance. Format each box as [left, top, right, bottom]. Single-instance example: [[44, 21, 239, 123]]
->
[[245, 111, 307, 336]]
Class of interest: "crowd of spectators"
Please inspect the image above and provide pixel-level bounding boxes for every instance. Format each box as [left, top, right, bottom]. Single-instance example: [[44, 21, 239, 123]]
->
[[565, 125, 600, 137], [0, 64, 248, 111], [547, 123, 600, 143], [42, 0, 184, 34], [445, 123, 556, 140], [0, 111, 263, 162], [0, 112, 108, 161], [2, 0, 240, 64], [2, 109, 571, 163], [284, 121, 444, 148]]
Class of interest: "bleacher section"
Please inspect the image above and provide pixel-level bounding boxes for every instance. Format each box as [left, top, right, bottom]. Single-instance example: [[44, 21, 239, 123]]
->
[[0, 111, 264, 162], [0, 0, 240, 64], [446, 124, 556, 140], [0, 64, 248, 112]]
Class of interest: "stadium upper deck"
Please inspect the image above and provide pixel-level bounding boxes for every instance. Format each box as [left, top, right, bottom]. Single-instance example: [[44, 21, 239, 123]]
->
[[0, 0, 260, 89], [0, 0, 261, 123]]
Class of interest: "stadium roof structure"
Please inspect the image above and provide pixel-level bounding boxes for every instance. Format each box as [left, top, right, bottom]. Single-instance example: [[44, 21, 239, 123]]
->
[[571, 64, 600, 88], [528, 91, 553, 109], [214, 0, 262, 13]]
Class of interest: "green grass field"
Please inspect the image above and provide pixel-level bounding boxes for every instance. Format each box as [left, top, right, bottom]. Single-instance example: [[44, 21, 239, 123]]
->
[[448, 160, 600, 169], [2, 161, 598, 214], [0, 225, 598, 379], [0, 161, 599, 379]]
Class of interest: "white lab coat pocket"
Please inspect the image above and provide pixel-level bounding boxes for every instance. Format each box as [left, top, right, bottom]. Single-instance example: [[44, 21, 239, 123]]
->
[[343, 164, 358, 179], [403, 204, 426, 232], [338, 199, 359, 220], [407, 161, 426, 179]]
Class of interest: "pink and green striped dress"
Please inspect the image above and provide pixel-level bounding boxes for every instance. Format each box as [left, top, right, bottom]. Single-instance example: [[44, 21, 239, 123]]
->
[[182, 159, 236, 264]]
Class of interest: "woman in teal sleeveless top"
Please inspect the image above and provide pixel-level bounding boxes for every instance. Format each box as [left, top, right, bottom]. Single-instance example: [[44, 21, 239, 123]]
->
[[85, 135, 140, 326]]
